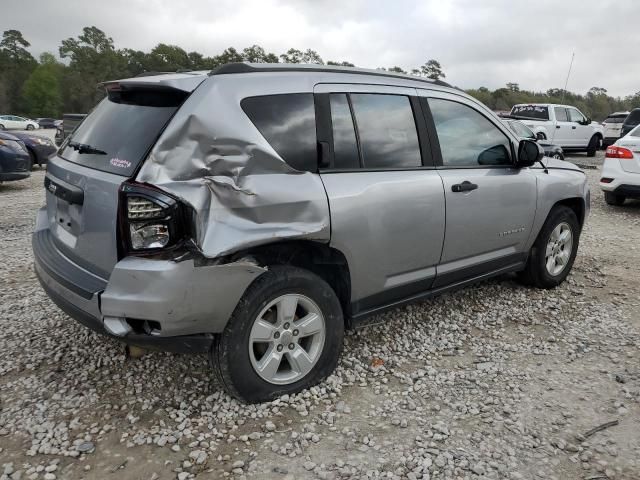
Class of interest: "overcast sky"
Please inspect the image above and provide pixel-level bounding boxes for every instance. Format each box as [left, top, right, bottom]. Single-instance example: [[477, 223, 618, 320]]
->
[[4, 0, 638, 96]]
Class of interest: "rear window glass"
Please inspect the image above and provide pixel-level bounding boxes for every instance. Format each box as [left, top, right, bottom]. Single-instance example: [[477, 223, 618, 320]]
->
[[60, 88, 184, 176], [604, 115, 627, 124], [510, 105, 549, 121], [625, 110, 640, 125], [241, 93, 317, 172]]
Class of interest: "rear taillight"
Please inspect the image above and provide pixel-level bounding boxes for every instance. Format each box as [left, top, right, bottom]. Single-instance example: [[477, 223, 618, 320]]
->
[[118, 182, 191, 255], [605, 146, 634, 159]]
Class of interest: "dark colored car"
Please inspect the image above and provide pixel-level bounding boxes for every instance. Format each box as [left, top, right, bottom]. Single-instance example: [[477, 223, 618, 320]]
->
[[620, 108, 640, 138], [54, 113, 87, 146], [36, 118, 61, 129], [10, 131, 57, 169], [0, 131, 31, 182], [503, 119, 564, 159]]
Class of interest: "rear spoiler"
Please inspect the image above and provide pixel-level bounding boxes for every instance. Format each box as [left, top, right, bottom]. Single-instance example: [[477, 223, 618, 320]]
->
[[100, 71, 208, 94]]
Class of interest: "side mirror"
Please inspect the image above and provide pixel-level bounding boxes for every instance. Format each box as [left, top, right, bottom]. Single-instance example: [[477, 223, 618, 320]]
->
[[516, 139, 543, 168]]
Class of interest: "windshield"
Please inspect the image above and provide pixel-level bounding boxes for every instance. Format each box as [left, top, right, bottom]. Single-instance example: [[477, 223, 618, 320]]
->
[[510, 105, 549, 121], [507, 120, 535, 139], [59, 87, 185, 176]]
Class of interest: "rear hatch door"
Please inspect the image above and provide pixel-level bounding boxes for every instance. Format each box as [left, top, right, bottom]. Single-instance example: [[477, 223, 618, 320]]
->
[[45, 81, 196, 279]]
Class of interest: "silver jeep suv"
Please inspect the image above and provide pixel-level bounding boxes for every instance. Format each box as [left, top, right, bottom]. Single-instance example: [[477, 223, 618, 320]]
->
[[33, 63, 590, 403]]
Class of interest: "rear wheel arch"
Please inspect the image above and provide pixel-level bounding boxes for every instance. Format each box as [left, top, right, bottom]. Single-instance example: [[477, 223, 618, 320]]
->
[[233, 241, 352, 324]]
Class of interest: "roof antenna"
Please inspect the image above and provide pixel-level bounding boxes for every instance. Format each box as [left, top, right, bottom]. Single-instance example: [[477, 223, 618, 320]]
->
[[551, 52, 575, 145]]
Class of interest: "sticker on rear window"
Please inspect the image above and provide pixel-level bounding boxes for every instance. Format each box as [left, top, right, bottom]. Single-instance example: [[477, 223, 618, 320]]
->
[[110, 158, 132, 169]]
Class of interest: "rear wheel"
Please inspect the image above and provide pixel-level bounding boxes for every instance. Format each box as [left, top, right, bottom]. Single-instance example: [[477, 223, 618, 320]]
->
[[518, 206, 580, 289], [604, 191, 625, 206], [587, 135, 600, 157], [211, 266, 344, 403]]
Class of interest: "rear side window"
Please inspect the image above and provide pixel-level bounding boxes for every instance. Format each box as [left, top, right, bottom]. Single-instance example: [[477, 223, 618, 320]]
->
[[241, 94, 317, 172], [60, 87, 185, 176], [554, 107, 569, 122], [350, 94, 421, 168], [511, 105, 549, 121], [329, 94, 360, 169], [429, 98, 511, 167]]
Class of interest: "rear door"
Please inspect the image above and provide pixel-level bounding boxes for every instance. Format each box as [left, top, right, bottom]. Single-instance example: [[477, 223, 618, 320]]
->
[[419, 91, 537, 287], [45, 85, 189, 278], [315, 84, 445, 314]]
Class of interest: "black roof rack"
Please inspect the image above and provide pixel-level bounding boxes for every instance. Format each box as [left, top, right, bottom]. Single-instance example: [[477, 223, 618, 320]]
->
[[135, 71, 173, 77], [208, 62, 453, 88]]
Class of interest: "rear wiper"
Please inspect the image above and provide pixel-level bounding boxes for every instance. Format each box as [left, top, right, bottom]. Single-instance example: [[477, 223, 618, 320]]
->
[[68, 140, 106, 155]]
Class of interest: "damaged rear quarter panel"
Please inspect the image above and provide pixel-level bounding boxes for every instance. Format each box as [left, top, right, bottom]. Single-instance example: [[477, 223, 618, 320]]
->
[[135, 73, 331, 258]]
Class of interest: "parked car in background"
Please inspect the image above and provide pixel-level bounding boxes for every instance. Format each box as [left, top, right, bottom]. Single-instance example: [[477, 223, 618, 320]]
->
[[502, 119, 564, 159], [36, 118, 62, 129], [620, 108, 640, 139], [55, 113, 86, 146], [10, 131, 57, 169], [0, 131, 31, 182], [509, 104, 603, 156], [0, 115, 39, 131], [33, 64, 590, 403], [602, 111, 629, 148], [600, 124, 640, 206]]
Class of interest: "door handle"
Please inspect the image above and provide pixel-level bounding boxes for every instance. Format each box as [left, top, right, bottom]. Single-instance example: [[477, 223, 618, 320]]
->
[[572, 126, 577, 129], [451, 181, 478, 193], [556, 125, 561, 129]]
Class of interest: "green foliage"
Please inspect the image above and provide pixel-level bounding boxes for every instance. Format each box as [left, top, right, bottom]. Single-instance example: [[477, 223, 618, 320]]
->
[[466, 83, 637, 121], [2, 26, 639, 122], [21, 52, 63, 117]]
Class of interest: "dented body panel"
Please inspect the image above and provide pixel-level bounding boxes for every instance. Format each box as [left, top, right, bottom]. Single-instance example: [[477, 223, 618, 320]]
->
[[136, 74, 331, 258]]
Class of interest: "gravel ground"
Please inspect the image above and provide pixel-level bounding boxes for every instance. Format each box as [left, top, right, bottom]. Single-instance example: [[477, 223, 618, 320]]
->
[[1, 151, 639, 480]]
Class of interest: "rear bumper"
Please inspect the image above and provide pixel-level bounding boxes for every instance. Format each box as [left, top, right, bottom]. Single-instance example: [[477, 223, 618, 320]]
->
[[600, 158, 640, 193], [613, 184, 640, 199], [0, 171, 30, 181], [33, 208, 265, 353]]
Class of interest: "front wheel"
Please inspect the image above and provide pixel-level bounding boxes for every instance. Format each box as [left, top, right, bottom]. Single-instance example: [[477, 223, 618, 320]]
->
[[604, 191, 625, 206], [0, 124, 5, 130], [26, 124, 34, 131], [211, 266, 344, 403], [536, 132, 547, 141], [518, 206, 580, 289], [587, 135, 600, 157]]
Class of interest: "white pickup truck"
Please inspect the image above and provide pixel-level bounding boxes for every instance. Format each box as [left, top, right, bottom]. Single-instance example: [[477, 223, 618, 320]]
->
[[509, 104, 604, 157]]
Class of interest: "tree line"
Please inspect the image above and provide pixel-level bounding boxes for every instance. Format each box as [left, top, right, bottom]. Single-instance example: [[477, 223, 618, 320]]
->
[[1, 26, 639, 121]]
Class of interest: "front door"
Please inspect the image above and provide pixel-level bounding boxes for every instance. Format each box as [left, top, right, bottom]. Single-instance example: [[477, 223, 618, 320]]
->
[[315, 84, 446, 314], [420, 93, 537, 287], [551, 106, 572, 146], [567, 107, 591, 148]]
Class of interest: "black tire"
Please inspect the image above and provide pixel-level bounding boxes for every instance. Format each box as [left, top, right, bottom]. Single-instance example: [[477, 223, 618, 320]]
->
[[211, 266, 344, 403], [536, 132, 547, 141], [0, 124, 5, 130], [26, 149, 36, 170], [586, 135, 600, 157], [518, 206, 580, 289], [26, 124, 34, 131], [604, 191, 625, 206]]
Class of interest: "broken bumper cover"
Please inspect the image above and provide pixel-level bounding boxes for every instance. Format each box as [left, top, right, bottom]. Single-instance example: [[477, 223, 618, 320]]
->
[[33, 226, 265, 353]]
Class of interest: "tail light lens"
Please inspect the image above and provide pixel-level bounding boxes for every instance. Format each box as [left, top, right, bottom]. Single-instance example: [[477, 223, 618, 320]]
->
[[606, 146, 634, 159], [119, 182, 191, 255]]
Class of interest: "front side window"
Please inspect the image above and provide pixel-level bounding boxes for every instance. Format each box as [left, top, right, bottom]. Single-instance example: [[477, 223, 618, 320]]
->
[[241, 93, 317, 172], [329, 94, 360, 169], [429, 98, 512, 167], [349, 94, 421, 168], [567, 108, 586, 123], [555, 107, 569, 122]]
